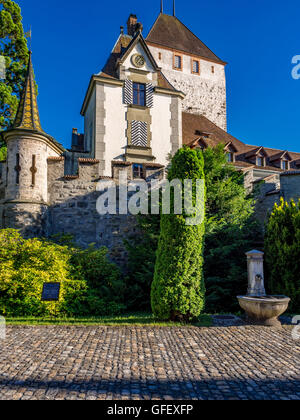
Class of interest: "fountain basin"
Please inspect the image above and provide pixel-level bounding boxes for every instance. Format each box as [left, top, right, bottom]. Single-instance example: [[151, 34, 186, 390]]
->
[[237, 295, 290, 328]]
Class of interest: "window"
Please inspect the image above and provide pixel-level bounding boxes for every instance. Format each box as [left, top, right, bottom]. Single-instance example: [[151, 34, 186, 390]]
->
[[227, 152, 234, 163], [192, 59, 200, 74], [15, 153, 20, 184], [211, 66, 215, 74], [257, 157, 265, 167], [173, 54, 182, 70], [282, 160, 289, 170], [133, 83, 146, 106], [133, 164, 144, 179], [158, 52, 162, 60]]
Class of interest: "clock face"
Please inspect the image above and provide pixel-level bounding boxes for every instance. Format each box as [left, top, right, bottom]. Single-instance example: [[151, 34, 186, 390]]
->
[[132, 54, 146, 68]]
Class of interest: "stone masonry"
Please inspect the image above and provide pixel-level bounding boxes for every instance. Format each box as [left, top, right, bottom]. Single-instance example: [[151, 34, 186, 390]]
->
[[0, 325, 299, 400]]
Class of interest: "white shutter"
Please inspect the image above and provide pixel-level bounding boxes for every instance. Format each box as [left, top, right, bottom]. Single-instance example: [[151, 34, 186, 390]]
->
[[131, 121, 148, 147], [145, 83, 154, 108], [123, 79, 133, 104]]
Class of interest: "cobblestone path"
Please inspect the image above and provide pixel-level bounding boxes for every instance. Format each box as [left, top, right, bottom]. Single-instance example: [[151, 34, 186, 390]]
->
[[0, 326, 299, 400]]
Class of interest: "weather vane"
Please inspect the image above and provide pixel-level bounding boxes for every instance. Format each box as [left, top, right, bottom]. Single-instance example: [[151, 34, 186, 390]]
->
[[25, 27, 32, 51]]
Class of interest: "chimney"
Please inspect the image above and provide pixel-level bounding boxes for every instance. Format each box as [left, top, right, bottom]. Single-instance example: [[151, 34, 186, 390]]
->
[[127, 14, 138, 36]]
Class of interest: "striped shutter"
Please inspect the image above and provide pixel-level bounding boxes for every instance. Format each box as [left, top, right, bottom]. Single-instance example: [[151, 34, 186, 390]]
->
[[123, 79, 133, 104], [145, 83, 154, 108], [131, 121, 148, 147]]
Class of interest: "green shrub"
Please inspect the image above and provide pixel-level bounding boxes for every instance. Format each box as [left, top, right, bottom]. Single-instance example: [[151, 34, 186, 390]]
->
[[70, 245, 126, 315], [265, 198, 300, 312], [124, 214, 160, 311], [0, 230, 125, 317], [126, 145, 259, 314], [203, 145, 260, 313], [0, 229, 76, 316], [151, 147, 206, 322]]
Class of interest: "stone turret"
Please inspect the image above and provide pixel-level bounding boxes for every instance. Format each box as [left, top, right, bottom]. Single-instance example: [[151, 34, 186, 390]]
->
[[0, 52, 64, 236]]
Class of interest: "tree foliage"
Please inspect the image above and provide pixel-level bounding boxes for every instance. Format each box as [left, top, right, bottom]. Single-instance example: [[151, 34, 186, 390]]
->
[[0, 229, 125, 316], [151, 147, 206, 322], [125, 145, 260, 314], [203, 144, 261, 313], [0, 0, 28, 135], [264, 198, 300, 312]]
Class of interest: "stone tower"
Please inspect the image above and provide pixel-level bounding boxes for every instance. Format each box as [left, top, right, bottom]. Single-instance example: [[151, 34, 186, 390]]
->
[[0, 52, 63, 236], [146, 13, 227, 131]]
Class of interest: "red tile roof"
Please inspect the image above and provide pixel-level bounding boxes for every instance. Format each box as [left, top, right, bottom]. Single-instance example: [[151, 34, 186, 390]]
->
[[182, 112, 300, 172], [146, 14, 225, 64]]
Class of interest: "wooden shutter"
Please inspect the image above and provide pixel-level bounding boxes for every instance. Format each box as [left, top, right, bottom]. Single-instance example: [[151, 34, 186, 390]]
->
[[131, 121, 148, 147], [123, 79, 133, 104], [145, 83, 154, 108]]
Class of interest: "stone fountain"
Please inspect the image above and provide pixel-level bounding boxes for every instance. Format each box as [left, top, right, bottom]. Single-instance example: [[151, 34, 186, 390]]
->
[[237, 250, 290, 328]]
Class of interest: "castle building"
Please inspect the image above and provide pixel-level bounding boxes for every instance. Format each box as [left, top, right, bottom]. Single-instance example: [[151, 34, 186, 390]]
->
[[0, 10, 300, 258]]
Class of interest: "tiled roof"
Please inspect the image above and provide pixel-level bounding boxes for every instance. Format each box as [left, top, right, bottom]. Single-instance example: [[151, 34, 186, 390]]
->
[[146, 14, 225, 64], [99, 32, 177, 92], [13, 52, 42, 132], [182, 112, 300, 172], [100, 34, 132, 79], [78, 158, 100, 164]]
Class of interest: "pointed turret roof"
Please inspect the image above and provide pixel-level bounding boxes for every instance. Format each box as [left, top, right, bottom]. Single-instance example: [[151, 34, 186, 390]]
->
[[2, 52, 65, 153], [146, 14, 226, 65], [13, 52, 43, 132]]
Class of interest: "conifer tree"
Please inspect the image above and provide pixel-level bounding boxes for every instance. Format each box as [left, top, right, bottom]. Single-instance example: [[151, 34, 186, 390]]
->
[[151, 147, 206, 322], [0, 0, 28, 138]]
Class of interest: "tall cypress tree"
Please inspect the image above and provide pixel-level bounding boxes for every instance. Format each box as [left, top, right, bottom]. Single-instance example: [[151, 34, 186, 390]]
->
[[0, 0, 28, 139], [151, 147, 206, 322]]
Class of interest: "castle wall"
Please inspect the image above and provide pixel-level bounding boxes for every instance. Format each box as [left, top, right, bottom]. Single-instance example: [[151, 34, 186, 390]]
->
[[280, 172, 300, 203], [5, 135, 59, 203], [84, 89, 96, 155], [47, 160, 138, 266], [150, 93, 172, 166], [148, 45, 227, 131], [102, 84, 127, 175]]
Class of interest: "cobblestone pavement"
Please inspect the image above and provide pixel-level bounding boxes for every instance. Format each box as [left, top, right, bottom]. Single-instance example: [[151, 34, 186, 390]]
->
[[0, 326, 299, 400]]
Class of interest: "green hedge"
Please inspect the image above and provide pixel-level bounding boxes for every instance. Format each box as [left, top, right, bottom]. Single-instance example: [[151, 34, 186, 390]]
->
[[0, 229, 125, 317], [151, 147, 206, 322], [265, 198, 300, 312]]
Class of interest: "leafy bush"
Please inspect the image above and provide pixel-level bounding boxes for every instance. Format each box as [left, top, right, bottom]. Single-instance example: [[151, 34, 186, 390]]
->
[[126, 145, 259, 314], [151, 147, 206, 322], [203, 145, 261, 313], [124, 214, 160, 311], [69, 245, 125, 315], [264, 198, 300, 312], [0, 230, 125, 317]]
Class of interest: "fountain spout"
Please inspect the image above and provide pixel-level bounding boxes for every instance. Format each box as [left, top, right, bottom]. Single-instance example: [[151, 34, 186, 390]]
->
[[246, 250, 266, 297]]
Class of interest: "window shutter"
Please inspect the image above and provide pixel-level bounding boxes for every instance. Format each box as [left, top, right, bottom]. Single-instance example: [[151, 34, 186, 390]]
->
[[131, 121, 148, 147], [124, 79, 133, 104], [145, 83, 154, 108]]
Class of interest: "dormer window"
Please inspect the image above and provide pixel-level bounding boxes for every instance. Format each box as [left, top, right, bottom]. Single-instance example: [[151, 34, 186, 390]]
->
[[282, 160, 289, 171], [192, 59, 200, 74], [257, 157, 265, 167], [227, 152, 234, 163], [173, 54, 182, 70], [133, 83, 146, 106]]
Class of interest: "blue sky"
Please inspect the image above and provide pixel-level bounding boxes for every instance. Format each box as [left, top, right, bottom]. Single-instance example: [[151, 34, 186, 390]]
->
[[17, 0, 300, 151]]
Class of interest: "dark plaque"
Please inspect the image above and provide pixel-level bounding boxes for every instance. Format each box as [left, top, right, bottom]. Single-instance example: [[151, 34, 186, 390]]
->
[[42, 283, 61, 301]]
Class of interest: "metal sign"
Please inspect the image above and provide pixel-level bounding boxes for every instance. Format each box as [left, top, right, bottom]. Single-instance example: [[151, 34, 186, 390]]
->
[[41, 283, 61, 302]]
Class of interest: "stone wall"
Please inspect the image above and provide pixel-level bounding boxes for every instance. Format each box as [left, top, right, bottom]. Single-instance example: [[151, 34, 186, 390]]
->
[[148, 45, 227, 131], [280, 172, 300, 203], [47, 160, 140, 266]]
